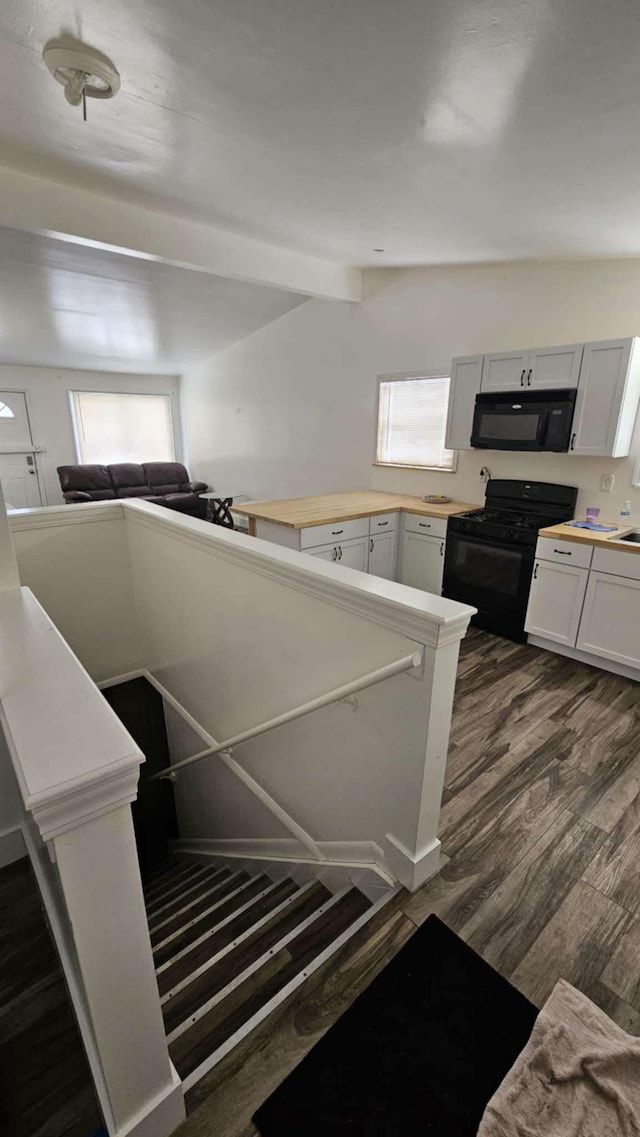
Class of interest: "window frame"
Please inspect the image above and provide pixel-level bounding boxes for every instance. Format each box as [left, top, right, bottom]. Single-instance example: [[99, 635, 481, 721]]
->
[[373, 371, 458, 473], [69, 389, 178, 467]]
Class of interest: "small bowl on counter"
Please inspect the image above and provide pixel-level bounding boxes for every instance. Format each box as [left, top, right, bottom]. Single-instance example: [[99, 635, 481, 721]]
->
[[423, 494, 452, 504]]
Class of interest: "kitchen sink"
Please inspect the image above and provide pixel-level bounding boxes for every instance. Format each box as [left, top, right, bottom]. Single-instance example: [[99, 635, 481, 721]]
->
[[617, 531, 640, 543]]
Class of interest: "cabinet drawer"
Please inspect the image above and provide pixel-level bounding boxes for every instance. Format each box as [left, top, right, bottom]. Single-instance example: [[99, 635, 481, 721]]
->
[[535, 537, 593, 569], [591, 546, 640, 582], [300, 516, 369, 549], [402, 513, 448, 539], [368, 511, 398, 535]]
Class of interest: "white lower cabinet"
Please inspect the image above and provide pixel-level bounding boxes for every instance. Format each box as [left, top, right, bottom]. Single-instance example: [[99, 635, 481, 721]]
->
[[308, 535, 369, 571], [368, 530, 398, 580], [576, 571, 640, 669], [399, 530, 445, 595], [524, 559, 589, 646]]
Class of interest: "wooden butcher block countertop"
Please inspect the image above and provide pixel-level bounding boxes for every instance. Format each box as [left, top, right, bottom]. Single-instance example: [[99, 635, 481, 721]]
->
[[233, 491, 480, 529], [539, 521, 640, 554]]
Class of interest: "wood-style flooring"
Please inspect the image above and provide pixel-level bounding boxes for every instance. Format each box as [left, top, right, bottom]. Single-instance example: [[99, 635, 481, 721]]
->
[[178, 629, 640, 1137], [0, 857, 102, 1137]]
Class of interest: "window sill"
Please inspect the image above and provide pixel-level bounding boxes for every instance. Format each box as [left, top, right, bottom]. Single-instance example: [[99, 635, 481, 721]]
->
[[373, 462, 457, 473]]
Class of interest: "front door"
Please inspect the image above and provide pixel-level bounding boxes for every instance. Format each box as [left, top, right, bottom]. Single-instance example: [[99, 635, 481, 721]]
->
[[0, 391, 42, 508]]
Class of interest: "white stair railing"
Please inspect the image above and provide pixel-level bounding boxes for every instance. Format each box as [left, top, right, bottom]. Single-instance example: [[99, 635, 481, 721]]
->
[[152, 650, 421, 783]]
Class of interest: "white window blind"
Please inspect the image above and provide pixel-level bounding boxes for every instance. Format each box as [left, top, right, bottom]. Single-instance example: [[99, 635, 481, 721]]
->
[[70, 391, 175, 465], [376, 375, 455, 470]]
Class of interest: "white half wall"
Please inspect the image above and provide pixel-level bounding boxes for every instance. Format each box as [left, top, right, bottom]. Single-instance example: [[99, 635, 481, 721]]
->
[[181, 257, 640, 519], [9, 504, 142, 681], [0, 364, 179, 506]]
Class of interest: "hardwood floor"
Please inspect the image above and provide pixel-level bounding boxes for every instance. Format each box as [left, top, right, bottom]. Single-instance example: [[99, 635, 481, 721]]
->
[[0, 857, 102, 1137], [179, 629, 640, 1136]]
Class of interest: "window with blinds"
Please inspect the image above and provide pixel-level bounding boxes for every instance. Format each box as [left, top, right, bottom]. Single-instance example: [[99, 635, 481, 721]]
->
[[70, 391, 175, 465], [376, 375, 455, 470]]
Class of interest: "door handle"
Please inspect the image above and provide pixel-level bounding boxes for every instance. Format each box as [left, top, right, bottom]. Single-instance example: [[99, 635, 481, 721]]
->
[[527, 369, 532, 386], [570, 433, 576, 451], [553, 549, 572, 555], [331, 529, 344, 536], [338, 546, 342, 560], [534, 563, 538, 579], [440, 542, 444, 557], [377, 521, 388, 527], [520, 369, 525, 387], [370, 538, 374, 553], [419, 522, 431, 528], [332, 547, 337, 561]]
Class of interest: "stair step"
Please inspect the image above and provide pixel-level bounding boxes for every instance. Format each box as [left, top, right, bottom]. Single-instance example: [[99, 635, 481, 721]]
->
[[163, 880, 330, 1034], [143, 859, 221, 914], [153, 873, 266, 967], [157, 878, 298, 998], [144, 861, 200, 902], [149, 871, 235, 939], [170, 887, 371, 1085], [145, 863, 215, 911]]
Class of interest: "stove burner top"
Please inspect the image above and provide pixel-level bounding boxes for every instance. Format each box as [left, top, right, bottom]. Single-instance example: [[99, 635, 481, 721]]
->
[[456, 508, 543, 530]]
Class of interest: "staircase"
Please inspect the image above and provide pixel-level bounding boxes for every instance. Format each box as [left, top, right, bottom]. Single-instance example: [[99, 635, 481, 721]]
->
[[143, 858, 394, 1094]]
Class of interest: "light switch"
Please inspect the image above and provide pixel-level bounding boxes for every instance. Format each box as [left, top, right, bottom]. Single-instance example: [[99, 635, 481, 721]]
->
[[600, 474, 615, 493]]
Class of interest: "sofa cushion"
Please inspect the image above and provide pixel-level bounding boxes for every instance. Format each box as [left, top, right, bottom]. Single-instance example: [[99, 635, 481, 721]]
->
[[108, 463, 153, 498], [163, 492, 200, 510], [143, 462, 189, 493], [57, 464, 116, 499]]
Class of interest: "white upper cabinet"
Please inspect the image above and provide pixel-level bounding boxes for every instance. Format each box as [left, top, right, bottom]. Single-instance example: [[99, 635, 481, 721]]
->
[[446, 356, 483, 450], [481, 351, 530, 392], [527, 344, 583, 389], [481, 344, 583, 392], [570, 338, 640, 458]]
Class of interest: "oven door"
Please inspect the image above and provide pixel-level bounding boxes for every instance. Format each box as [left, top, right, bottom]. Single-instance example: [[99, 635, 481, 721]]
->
[[471, 401, 548, 450], [443, 530, 535, 615]]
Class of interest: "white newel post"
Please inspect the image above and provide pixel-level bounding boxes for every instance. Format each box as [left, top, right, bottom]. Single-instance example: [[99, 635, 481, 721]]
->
[[0, 587, 185, 1137], [383, 617, 470, 892]]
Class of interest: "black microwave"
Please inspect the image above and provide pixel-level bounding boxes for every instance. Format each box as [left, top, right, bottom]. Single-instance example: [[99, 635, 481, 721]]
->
[[470, 388, 577, 452]]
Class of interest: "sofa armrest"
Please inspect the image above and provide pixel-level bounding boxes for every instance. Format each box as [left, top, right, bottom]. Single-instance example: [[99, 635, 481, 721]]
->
[[183, 481, 208, 493], [64, 491, 94, 503]]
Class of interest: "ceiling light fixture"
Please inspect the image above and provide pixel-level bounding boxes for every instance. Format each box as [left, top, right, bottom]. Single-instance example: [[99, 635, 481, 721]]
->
[[43, 41, 120, 121], [373, 248, 385, 253]]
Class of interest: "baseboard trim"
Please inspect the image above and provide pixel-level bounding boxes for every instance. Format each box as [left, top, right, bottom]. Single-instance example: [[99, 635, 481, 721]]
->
[[117, 1062, 184, 1137], [382, 833, 441, 892], [172, 837, 395, 897], [527, 635, 640, 681], [0, 827, 26, 868]]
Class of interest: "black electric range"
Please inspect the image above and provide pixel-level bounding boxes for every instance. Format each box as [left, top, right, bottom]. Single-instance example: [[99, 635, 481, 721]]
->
[[442, 479, 577, 641]]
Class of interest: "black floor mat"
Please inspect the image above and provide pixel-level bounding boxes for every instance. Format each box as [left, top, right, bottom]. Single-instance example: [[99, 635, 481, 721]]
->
[[253, 914, 537, 1136]]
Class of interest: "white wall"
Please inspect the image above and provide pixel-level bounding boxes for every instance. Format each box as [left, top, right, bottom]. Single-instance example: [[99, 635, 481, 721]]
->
[[0, 365, 180, 506], [9, 505, 143, 681], [182, 258, 640, 520]]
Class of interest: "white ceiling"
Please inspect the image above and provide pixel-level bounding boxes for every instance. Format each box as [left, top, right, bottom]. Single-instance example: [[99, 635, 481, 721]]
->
[[0, 225, 306, 371], [2, 0, 640, 268]]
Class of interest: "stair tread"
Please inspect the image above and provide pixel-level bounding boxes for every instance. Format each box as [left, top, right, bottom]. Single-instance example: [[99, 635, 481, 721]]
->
[[163, 880, 328, 1032], [145, 865, 222, 914], [158, 878, 297, 997], [143, 859, 201, 896], [153, 873, 262, 967], [149, 872, 238, 943], [170, 887, 371, 1080]]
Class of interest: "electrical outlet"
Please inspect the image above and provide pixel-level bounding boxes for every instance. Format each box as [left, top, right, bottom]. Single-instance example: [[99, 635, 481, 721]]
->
[[600, 474, 615, 493]]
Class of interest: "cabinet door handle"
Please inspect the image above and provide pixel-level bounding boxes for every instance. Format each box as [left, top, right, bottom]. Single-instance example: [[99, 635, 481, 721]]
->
[[570, 433, 576, 451], [338, 546, 342, 560], [332, 547, 337, 561], [527, 369, 532, 386], [553, 548, 572, 555], [440, 542, 444, 557], [520, 368, 525, 387], [370, 538, 374, 553], [419, 522, 431, 528], [331, 529, 344, 536], [377, 520, 389, 527], [534, 563, 538, 579]]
